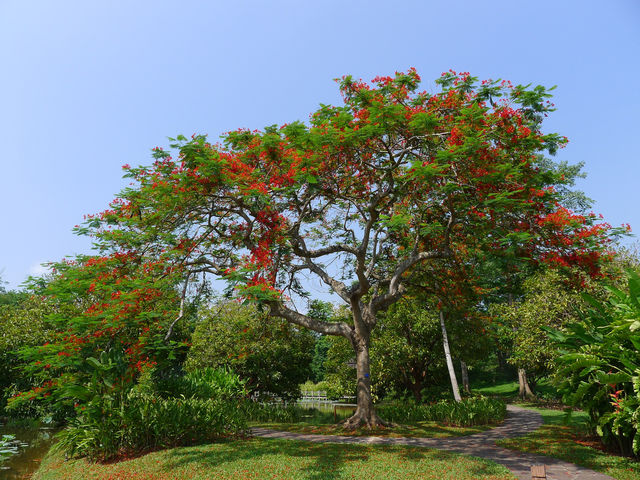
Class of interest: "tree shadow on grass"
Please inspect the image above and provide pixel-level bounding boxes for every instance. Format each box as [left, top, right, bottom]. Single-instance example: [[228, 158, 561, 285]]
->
[[163, 438, 370, 480], [250, 421, 491, 438], [162, 438, 514, 480], [497, 424, 640, 477], [425, 448, 516, 479]]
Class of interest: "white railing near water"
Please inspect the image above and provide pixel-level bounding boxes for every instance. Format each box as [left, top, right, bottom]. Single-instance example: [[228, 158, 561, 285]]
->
[[299, 391, 356, 405], [299, 390, 328, 402]]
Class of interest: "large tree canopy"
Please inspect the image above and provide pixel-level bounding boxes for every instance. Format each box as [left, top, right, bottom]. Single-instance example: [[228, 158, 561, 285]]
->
[[18, 69, 622, 427]]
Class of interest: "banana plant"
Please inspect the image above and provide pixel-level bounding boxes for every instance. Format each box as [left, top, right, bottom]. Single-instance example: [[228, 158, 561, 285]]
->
[[546, 270, 640, 456]]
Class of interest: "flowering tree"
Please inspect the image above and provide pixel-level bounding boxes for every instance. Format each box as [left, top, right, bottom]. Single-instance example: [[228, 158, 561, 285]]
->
[[8, 253, 187, 416], [18, 70, 621, 427]]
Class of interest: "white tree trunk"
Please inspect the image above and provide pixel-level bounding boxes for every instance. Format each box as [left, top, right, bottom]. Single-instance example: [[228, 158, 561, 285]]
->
[[440, 311, 462, 402]]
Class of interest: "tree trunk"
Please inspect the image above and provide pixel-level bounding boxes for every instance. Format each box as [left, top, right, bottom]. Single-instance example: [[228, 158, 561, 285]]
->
[[411, 386, 422, 403], [342, 327, 388, 429], [409, 376, 423, 403], [518, 368, 535, 399], [440, 311, 462, 402], [460, 360, 470, 394]]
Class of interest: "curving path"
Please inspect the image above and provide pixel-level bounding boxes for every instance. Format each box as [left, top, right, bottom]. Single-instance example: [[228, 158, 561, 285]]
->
[[251, 405, 614, 480]]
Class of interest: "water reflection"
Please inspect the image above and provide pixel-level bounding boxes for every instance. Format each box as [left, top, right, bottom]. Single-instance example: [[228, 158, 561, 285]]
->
[[0, 423, 57, 480], [297, 401, 357, 421]]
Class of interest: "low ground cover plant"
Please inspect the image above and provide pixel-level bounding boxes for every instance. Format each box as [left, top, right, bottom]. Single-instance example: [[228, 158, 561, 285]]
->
[[245, 402, 307, 423]]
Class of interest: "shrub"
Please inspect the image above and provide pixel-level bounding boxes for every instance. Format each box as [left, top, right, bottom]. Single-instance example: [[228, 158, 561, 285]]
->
[[243, 402, 305, 423], [376, 397, 506, 426], [54, 367, 249, 461], [144, 367, 247, 401], [245, 397, 506, 427], [300, 380, 330, 394], [548, 269, 640, 456]]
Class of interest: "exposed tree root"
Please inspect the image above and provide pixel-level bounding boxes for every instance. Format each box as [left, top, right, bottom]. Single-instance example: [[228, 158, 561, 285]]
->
[[340, 410, 394, 430]]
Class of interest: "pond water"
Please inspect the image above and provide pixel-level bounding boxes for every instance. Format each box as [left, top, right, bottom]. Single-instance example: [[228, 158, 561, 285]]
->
[[0, 422, 57, 479], [298, 402, 357, 421]]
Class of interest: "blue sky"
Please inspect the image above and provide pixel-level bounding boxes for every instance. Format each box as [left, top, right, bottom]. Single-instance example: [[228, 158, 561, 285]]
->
[[1, 0, 638, 290]]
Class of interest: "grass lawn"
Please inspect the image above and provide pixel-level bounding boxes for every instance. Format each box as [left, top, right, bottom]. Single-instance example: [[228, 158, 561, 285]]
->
[[471, 379, 558, 400], [496, 405, 640, 480], [33, 438, 515, 480], [249, 420, 493, 438]]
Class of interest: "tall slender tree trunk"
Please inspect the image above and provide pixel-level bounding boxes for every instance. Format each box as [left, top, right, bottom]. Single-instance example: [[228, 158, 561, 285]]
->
[[460, 360, 470, 394], [518, 368, 535, 399], [440, 311, 462, 402]]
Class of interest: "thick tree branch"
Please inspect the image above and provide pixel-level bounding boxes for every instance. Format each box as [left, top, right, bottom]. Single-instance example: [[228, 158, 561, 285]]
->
[[370, 249, 449, 314], [267, 301, 352, 337]]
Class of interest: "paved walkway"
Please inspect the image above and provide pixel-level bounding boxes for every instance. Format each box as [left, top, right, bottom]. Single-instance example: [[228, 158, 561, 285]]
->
[[251, 405, 613, 480]]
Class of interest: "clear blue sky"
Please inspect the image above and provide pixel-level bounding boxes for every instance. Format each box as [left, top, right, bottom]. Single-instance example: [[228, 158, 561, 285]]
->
[[1, 0, 638, 290]]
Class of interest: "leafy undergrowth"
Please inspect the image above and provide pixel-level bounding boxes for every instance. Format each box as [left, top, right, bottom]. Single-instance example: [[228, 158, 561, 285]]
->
[[33, 438, 515, 480], [496, 406, 640, 480], [250, 420, 492, 438]]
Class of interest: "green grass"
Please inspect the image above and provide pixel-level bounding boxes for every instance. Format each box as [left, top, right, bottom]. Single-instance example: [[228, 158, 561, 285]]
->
[[471, 378, 559, 400], [472, 381, 519, 398], [250, 420, 493, 438], [33, 438, 516, 480], [496, 405, 640, 480]]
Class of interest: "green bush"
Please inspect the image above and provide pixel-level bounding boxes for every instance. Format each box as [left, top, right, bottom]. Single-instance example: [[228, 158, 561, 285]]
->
[[300, 380, 330, 394], [376, 397, 506, 426], [244, 402, 306, 423], [143, 367, 247, 401], [55, 367, 249, 461], [185, 301, 313, 401], [548, 269, 640, 456]]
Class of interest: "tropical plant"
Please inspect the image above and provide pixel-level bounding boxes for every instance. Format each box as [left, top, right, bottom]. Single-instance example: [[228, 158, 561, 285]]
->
[[548, 269, 640, 456]]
